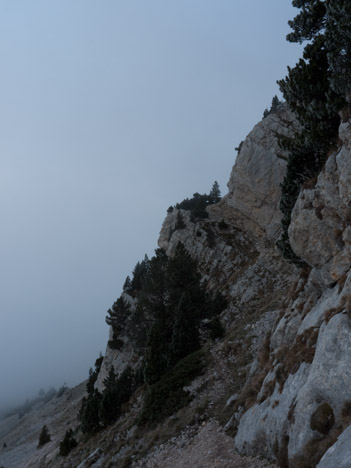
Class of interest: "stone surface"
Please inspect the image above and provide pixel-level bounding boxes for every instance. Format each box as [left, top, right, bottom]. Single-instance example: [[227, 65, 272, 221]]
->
[[133, 420, 277, 468], [5, 105, 351, 467], [0, 383, 86, 468], [289, 120, 351, 284], [225, 105, 297, 241], [317, 424, 351, 468]]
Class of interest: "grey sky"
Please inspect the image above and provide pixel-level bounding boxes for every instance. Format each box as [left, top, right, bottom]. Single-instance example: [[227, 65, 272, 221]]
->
[[0, 1, 302, 405]]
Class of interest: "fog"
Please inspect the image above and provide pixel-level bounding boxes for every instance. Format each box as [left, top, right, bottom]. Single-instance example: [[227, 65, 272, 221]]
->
[[0, 1, 302, 408]]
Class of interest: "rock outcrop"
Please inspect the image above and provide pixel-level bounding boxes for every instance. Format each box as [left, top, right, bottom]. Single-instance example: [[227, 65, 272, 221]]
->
[[289, 120, 351, 285], [225, 105, 297, 241], [4, 103, 351, 468], [99, 105, 297, 392], [234, 117, 351, 465]]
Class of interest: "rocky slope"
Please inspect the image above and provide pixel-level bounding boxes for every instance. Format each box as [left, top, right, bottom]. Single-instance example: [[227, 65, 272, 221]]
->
[[2, 103, 351, 467], [0, 384, 85, 468], [234, 118, 351, 466]]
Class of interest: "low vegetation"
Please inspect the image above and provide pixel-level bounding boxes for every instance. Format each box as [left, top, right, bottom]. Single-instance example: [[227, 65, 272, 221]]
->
[[173, 181, 221, 220]]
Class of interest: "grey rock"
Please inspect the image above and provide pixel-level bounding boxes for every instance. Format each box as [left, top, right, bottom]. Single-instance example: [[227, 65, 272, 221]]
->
[[77, 448, 103, 468], [289, 120, 351, 284], [225, 394, 239, 407], [317, 424, 351, 468], [225, 105, 297, 241]]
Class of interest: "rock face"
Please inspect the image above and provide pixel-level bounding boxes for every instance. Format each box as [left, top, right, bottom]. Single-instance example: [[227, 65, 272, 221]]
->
[[6, 103, 351, 468], [158, 105, 297, 299], [93, 106, 351, 466], [317, 424, 351, 468], [100, 105, 298, 391], [289, 120, 351, 285], [225, 105, 296, 241], [0, 383, 86, 468], [234, 116, 351, 465]]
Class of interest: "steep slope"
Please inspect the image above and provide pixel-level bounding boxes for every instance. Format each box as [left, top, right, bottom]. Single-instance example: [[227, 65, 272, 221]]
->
[[234, 117, 351, 467], [0, 384, 85, 468], [98, 104, 298, 396], [0, 104, 311, 468], [68, 104, 298, 467]]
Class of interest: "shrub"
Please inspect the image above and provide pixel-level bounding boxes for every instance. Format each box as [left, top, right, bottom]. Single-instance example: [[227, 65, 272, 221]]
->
[[310, 402, 335, 435], [108, 337, 124, 350], [207, 317, 225, 340], [204, 226, 216, 248], [175, 211, 186, 230], [218, 219, 229, 230], [174, 182, 221, 220]]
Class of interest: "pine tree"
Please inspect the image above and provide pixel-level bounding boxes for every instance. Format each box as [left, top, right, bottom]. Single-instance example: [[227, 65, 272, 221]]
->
[[59, 429, 77, 457], [143, 242, 209, 382], [99, 367, 134, 426], [79, 390, 102, 433], [209, 181, 221, 203], [276, 0, 345, 264], [131, 255, 150, 291], [168, 292, 200, 366], [123, 275, 132, 293], [326, 0, 351, 98], [144, 322, 170, 385], [37, 425, 51, 448], [105, 296, 131, 332], [175, 210, 186, 230]]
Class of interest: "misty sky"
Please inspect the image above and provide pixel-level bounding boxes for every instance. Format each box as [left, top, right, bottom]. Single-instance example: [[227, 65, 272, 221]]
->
[[0, 1, 302, 406]]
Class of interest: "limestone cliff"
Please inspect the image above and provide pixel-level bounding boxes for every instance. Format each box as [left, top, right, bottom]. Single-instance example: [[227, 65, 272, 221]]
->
[[234, 118, 351, 466], [99, 104, 297, 394], [3, 104, 351, 468]]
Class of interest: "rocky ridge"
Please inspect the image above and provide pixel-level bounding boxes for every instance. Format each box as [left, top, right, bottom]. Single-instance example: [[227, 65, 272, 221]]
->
[[2, 104, 351, 467], [234, 118, 351, 466]]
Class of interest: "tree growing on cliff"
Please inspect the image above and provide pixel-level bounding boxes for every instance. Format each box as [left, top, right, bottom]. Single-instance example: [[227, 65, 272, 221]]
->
[[143, 243, 224, 386], [59, 429, 77, 457], [37, 425, 51, 448], [209, 181, 221, 203], [277, 0, 347, 263], [326, 0, 351, 98]]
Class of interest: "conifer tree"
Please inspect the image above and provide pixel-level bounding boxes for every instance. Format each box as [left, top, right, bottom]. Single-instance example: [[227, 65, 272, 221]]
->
[[105, 296, 131, 332], [175, 210, 186, 230], [59, 429, 77, 457], [37, 425, 51, 448], [123, 275, 132, 293], [326, 0, 351, 98], [79, 391, 102, 433], [99, 367, 134, 426], [209, 181, 221, 203], [276, 0, 346, 263]]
